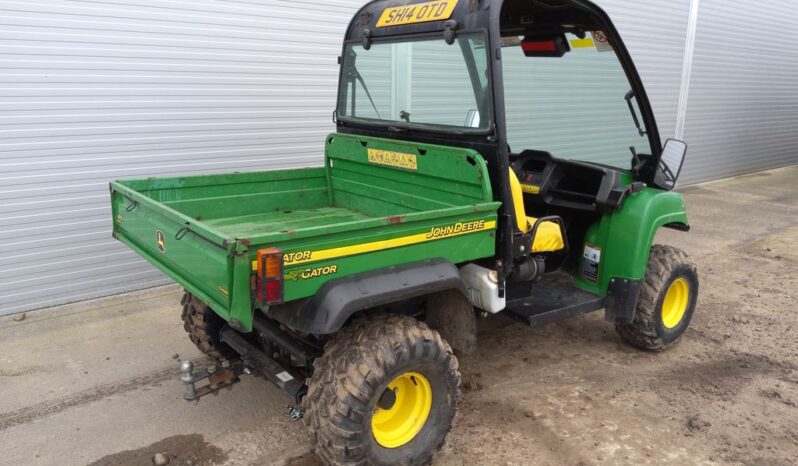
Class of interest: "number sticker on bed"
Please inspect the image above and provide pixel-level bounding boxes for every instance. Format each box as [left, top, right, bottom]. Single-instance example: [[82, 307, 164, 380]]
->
[[377, 0, 459, 28]]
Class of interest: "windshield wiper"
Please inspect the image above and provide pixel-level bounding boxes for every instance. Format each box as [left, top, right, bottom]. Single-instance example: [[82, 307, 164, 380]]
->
[[353, 70, 382, 120], [624, 90, 647, 137]]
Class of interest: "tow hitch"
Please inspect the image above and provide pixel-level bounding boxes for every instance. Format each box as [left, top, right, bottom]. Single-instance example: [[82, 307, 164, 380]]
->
[[179, 359, 244, 404], [179, 325, 307, 405]]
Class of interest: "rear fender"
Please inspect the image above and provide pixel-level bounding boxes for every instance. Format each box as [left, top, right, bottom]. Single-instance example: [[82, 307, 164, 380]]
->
[[266, 259, 467, 335]]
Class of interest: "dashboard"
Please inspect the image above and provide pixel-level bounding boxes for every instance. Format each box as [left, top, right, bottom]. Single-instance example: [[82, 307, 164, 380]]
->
[[511, 150, 629, 213]]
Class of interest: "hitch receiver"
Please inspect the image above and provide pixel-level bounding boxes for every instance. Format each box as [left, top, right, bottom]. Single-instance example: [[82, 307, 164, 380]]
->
[[179, 326, 308, 405], [179, 359, 244, 404], [219, 326, 307, 403]]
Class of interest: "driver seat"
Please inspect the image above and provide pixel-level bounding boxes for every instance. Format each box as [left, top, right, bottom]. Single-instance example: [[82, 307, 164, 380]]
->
[[508, 169, 566, 253]]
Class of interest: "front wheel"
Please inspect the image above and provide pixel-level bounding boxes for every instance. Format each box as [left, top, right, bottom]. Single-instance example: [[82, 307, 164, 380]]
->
[[305, 314, 460, 465], [616, 245, 699, 351]]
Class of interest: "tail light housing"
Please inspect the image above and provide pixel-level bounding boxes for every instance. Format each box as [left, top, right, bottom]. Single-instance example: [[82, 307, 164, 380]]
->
[[256, 247, 284, 304]]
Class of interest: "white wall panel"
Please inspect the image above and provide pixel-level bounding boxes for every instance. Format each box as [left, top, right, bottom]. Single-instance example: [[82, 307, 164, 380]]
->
[[596, 0, 692, 142], [0, 0, 366, 315], [680, 0, 798, 183]]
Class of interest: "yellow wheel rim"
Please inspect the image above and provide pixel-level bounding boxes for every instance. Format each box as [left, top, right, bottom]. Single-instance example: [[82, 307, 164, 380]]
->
[[371, 372, 432, 448], [662, 277, 690, 329]]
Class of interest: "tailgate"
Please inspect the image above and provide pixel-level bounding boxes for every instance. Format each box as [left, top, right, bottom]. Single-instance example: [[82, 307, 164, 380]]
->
[[110, 181, 243, 319]]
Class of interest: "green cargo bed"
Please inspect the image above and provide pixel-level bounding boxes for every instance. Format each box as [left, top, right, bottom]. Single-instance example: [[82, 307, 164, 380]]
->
[[203, 207, 373, 238], [111, 134, 501, 331]]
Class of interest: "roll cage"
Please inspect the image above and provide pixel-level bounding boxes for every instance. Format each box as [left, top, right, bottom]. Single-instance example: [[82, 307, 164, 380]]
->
[[335, 0, 663, 283]]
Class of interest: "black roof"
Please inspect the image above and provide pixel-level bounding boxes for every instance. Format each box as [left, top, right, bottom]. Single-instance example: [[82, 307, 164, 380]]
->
[[344, 0, 607, 42]]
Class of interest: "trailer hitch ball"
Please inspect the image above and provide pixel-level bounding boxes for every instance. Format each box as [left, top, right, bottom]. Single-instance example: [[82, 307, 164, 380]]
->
[[180, 360, 198, 405]]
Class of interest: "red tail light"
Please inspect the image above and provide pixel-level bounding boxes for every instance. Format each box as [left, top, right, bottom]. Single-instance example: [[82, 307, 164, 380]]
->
[[256, 247, 283, 304], [265, 280, 282, 303]]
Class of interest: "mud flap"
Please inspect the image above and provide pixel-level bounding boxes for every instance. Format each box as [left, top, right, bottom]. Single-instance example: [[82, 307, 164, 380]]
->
[[425, 289, 478, 355], [605, 277, 642, 324]]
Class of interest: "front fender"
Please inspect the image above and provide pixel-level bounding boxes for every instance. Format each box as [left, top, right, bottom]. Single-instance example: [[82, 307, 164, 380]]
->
[[575, 187, 688, 295]]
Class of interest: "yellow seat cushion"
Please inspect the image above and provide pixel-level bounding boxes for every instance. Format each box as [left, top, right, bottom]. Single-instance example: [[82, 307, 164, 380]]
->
[[527, 216, 565, 252], [508, 169, 565, 253]]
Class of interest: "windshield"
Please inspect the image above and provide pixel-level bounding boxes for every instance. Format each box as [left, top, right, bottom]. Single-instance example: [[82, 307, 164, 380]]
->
[[503, 32, 650, 170], [337, 32, 491, 132]]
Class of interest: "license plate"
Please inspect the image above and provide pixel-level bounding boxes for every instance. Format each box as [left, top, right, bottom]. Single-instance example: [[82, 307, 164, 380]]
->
[[376, 0, 459, 28]]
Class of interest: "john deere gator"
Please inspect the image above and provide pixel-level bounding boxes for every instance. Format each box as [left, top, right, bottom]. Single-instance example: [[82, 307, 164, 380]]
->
[[110, 0, 698, 464]]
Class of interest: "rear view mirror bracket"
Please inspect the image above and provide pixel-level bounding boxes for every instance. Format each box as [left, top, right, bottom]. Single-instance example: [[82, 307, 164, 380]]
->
[[443, 20, 458, 45], [361, 28, 372, 50], [624, 90, 647, 137]]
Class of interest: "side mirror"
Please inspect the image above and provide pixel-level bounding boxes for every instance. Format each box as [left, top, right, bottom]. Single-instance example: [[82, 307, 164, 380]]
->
[[464, 109, 480, 128], [654, 139, 687, 190]]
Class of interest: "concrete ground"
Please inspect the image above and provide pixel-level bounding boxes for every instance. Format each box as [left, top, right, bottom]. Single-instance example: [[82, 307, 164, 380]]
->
[[2, 166, 797, 466]]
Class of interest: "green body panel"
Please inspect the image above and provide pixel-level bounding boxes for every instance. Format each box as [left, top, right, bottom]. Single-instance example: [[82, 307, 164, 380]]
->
[[111, 133, 500, 332], [279, 213, 497, 300], [573, 187, 689, 295], [111, 168, 327, 325]]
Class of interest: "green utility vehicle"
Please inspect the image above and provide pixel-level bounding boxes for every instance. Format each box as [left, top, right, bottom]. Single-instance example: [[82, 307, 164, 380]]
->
[[111, 0, 698, 464]]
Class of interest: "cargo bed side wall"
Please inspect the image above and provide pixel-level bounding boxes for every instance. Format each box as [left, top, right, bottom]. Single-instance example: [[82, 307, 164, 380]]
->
[[274, 212, 499, 302], [123, 168, 329, 220], [111, 185, 236, 319]]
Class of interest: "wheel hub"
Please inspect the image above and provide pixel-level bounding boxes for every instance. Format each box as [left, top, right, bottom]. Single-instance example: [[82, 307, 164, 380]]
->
[[371, 372, 432, 448], [377, 387, 397, 410], [662, 277, 690, 329]]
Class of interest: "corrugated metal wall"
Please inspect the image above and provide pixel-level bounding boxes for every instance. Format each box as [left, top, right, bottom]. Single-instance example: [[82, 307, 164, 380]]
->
[[0, 0, 364, 315], [680, 0, 798, 183], [597, 0, 691, 144], [1, 0, 796, 315]]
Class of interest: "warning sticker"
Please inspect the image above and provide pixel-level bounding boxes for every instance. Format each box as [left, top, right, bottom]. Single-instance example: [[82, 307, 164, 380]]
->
[[582, 244, 602, 283], [156, 230, 166, 254], [367, 148, 418, 171], [275, 371, 294, 383], [591, 30, 613, 52]]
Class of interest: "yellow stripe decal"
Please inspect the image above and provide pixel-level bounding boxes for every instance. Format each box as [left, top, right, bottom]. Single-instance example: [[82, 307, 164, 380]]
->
[[249, 220, 496, 270], [570, 38, 595, 48]]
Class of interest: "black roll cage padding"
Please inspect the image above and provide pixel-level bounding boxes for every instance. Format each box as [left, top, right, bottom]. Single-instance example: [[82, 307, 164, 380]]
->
[[336, 0, 663, 279], [265, 259, 467, 335]]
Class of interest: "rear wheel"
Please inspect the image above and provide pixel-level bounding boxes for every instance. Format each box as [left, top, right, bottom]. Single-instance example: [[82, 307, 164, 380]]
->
[[616, 245, 698, 351], [305, 314, 460, 465], [180, 291, 237, 361]]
